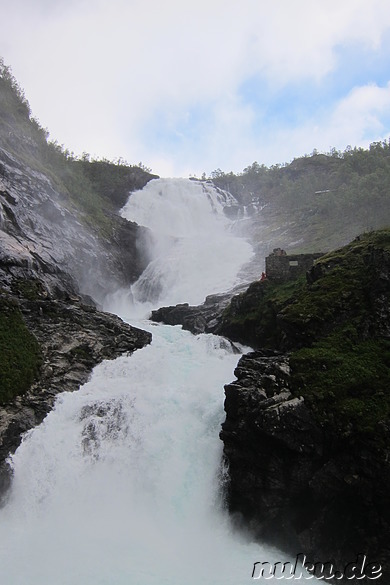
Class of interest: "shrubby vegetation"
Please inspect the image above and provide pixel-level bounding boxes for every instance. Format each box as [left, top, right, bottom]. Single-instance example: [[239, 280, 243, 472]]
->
[[210, 144, 390, 209], [210, 144, 390, 251], [0, 294, 42, 405], [75, 157, 156, 210], [0, 59, 155, 236]]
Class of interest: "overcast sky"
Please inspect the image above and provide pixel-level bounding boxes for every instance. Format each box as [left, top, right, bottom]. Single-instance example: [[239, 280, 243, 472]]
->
[[1, 0, 390, 177]]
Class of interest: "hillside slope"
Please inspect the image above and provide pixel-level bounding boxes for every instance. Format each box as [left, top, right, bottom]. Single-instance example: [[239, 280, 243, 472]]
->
[[211, 148, 390, 276]]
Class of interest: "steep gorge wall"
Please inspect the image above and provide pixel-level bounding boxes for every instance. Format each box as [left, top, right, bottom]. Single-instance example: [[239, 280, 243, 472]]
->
[[0, 146, 154, 304], [0, 110, 156, 498], [219, 231, 390, 583]]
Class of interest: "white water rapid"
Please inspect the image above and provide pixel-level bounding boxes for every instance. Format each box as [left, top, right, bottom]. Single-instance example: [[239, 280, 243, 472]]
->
[[0, 179, 316, 584]]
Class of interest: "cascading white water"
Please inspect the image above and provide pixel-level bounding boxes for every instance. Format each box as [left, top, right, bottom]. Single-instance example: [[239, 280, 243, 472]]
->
[[0, 179, 316, 584], [112, 178, 253, 314]]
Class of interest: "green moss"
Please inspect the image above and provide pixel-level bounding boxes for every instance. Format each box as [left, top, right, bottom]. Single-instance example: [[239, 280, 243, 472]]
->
[[68, 344, 94, 365], [0, 296, 42, 405], [220, 276, 307, 347], [11, 278, 47, 301], [290, 333, 390, 440], [223, 230, 390, 348], [278, 230, 390, 339], [221, 228, 390, 444]]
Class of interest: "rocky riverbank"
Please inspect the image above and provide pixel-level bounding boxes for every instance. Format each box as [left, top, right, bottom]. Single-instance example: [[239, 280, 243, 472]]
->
[[219, 229, 390, 583], [150, 284, 249, 334], [220, 349, 389, 583], [0, 278, 151, 504]]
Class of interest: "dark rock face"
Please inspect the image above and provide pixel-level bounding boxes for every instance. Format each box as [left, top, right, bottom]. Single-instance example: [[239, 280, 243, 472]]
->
[[110, 215, 153, 288], [221, 352, 320, 547], [151, 284, 249, 335], [221, 350, 390, 582]]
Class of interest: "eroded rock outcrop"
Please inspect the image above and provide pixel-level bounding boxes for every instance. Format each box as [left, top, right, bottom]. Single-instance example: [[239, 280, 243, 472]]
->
[[0, 284, 151, 504], [221, 350, 390, 582]]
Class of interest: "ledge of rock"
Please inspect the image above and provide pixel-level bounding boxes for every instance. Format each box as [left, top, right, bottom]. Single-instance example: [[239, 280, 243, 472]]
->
[[150, 284, 249, 335]]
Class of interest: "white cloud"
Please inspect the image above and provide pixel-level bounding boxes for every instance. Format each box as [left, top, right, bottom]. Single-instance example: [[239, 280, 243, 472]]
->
[[1, 0, 390, 175], [331, 82, 390, 138], [241, 82, 390, 169], [250, 0, 390, 83]]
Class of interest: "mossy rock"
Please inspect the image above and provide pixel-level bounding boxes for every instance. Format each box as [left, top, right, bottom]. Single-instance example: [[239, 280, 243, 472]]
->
[[11, 278, 48, 301], [221, 228, 390, 445], [290, 332, 390, 442], [0, 295, 42, 405]]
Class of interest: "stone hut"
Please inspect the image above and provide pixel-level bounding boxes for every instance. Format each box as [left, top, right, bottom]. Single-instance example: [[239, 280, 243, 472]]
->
[[265, 248, 324, 283]]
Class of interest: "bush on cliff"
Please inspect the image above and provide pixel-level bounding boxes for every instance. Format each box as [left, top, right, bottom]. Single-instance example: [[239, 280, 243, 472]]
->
[[0, 295, 41, 405], [0, 59, 155, 237]]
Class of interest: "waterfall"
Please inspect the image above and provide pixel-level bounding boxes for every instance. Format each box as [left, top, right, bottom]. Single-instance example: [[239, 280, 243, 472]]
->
[[0, 179, 315, 583], [110, 178, 253, 314]]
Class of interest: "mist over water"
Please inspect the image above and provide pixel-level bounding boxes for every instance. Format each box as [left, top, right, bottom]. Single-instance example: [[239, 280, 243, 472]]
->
[[115, 178, 253, 312], [0, 179, 315, 583]]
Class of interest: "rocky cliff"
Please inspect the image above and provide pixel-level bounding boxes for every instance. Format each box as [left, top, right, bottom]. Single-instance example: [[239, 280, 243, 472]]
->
[[0, 146, 155, 305], [0, 64, 156, 500], [219, 230, 390, 582]]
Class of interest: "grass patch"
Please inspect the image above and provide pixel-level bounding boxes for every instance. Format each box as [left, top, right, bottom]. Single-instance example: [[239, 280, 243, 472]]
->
[[0, 295, 42, 405], [68, 343, 94, 365], [11, 278, 48, 301], [290, 331, 390, 441], [220, 275, 308, 347]]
